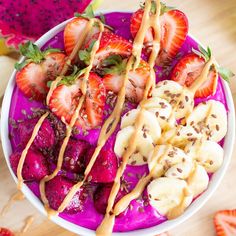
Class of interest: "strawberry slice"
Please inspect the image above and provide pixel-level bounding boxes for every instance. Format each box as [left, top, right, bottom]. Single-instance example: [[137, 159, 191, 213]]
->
[[16, 42, 65, 101], [64, 17, 111, 56], [49, 72, 106, 129], [0, 228, 14, 236], [64, 17, 95, 56], [214, 209, 236, 236], [158, 9, 188, 64], [171, 53, 217, 98], [83, 32, 132, 66], [130, 8, 154, 44], [130, 7, 188, 65], [102, 57, 150, 102]]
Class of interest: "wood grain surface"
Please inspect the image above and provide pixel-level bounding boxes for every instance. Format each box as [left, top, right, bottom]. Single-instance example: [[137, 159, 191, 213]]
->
[[0, 0, 236, 235]]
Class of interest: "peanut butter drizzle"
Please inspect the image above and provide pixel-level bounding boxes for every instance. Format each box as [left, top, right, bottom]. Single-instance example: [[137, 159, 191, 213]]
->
[[188, 57, 216, 94], [39, 19, 105, 216], [17, 112, 49, 189], [0, 191, 25, 217], [96, 1, 161, 235], [18, 215, 34, 235], [113, 144, 168, 215]]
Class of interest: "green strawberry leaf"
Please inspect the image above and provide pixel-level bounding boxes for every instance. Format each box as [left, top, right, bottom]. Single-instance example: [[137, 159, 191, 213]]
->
[[16, 41, 61, 70], [75, 4, 95, 19], [79, 39, 97, 65], [99, 55, 127, 75], [59, 65, 86, 86], [192, 45, 211, 61], [218, 66, 235, 83]]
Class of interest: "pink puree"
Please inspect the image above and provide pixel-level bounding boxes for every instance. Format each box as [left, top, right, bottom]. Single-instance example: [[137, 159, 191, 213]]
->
[[9, 12, 227, 232]]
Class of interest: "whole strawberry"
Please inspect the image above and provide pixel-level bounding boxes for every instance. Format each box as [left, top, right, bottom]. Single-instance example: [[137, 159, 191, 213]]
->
[[45, 175, 85, 213], [10, 149, 49, 181], [18, 118, 55, 149]]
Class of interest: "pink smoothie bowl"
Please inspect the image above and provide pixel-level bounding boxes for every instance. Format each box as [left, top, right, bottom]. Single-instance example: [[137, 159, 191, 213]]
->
[[1, 12, 235, 236]]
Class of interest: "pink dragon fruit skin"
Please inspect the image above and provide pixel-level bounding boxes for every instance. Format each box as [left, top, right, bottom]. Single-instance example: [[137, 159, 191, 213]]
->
[[85, 148, 118, 183], [0, 0, 92, 48], [45, 175, 85, 214], [18, 118, 55, 150], [10, 148, 49, 181]]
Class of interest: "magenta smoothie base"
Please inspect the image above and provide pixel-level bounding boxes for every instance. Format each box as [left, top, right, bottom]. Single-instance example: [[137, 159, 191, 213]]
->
[[8, 12, 228, 232]]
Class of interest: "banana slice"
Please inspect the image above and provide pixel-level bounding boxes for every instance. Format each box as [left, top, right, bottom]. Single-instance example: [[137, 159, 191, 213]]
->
[[186, 100, 227, 142], [121, 109, 161, 143], [161, 125, 202, 149], [114, 126, 154, 165], [152, 80, 194, 119], [165, 161, 194, 180], [148, 145, 192, 178], [147, 177, 193, 217], [139, 97, 176, 130], [187, 164, 209, 198], [185, 140, 224, 173]]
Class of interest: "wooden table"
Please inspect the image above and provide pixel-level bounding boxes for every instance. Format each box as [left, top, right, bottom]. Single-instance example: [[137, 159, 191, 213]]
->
[[1, 0, 236, 235]]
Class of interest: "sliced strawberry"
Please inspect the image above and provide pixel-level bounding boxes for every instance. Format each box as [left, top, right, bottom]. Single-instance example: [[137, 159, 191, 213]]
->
[[64, 17, 111, 56], [130, 9, 154, 44], [64, 17, 92, 56], [214, 209, 236, 236], [130, 8, 188, 65], [171, 53, 217, 98], [103, 59, 150, 102], [16, 52, 66, 100], [49, 72, 106, 129], [158, 10, 188, 64], [0, 228, 14, 236], [84, 32, 132, 66]]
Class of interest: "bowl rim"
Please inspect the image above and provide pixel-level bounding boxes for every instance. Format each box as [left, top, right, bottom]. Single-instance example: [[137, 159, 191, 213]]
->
[[1, 11, 235, 236]]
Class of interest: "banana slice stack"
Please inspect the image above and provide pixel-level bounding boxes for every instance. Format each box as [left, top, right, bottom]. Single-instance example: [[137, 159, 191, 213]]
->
[[152, 80, 194, 120], [114, 80, 227, 220]]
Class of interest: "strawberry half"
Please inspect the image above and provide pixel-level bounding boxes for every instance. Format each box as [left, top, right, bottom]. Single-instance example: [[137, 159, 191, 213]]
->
[[214, 209, 236, 236], [64, 17, 96, 56], [83, 32, 132, 66], [130, 8, 154, 44], [102, 57, 150, 102], [171, 53, 217, 98], [64, 17, 111, 56], [49, 72, 106, 129], [130, 6, 188, 65], [16, 42, 66, 101]]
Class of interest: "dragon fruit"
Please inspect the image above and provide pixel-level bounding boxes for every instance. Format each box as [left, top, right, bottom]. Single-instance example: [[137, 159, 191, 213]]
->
[[54, 138, 89, 173], [94, 184, 126, 215], [85, 148, 118, 183], [0, 0, 92, 48], [45, 175, 85, 213], [18, 117, 55, 150], [10, 148, 49, 181]]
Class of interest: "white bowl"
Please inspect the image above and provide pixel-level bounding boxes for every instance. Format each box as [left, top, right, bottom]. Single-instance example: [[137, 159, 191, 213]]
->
[[1, 13, 235, 236]]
